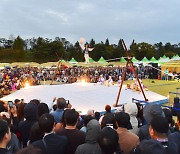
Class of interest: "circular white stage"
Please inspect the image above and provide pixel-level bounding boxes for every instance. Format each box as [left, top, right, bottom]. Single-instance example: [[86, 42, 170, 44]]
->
[[1, 83, 167, 114]]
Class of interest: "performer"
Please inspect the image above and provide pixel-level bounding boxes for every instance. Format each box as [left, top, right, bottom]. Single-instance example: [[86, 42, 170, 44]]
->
[[79, 38, 94, 63], [97, 75, 105, 85], [105, 76, 114, 86], [117, 76, 122, 85]]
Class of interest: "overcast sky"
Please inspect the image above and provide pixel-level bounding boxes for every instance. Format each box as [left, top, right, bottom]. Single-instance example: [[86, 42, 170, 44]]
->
[[0, 0, 180, 45]]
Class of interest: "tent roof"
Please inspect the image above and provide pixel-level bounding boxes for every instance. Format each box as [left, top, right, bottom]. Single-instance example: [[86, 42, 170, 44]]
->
[[132, 57, 139, 62], [162, 55, 167, 59], [150, 57, 158, 62], [69, 58, 78, 63], [98, 57, 107, 63], [89, 57, 95, 63], [120, 57, 126, 62], [141, 57, 149, 62]]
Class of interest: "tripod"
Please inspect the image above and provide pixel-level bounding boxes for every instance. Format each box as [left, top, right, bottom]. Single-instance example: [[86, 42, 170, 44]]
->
[[114, 39, 148, 107]]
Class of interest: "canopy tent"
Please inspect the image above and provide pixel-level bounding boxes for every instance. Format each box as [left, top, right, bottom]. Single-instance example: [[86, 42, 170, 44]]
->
[[69, 58, 78, 64], [141, 57, 149, 63], [89, 57, 95, 63], [162, 55, 167, 59], [98, 57, 107, 63], [159, 56, 170, 63], [150, 57, 158, 63], [170, 55, 180, 61], [132, 57, 139, 63], [120, 57, 126, 63]]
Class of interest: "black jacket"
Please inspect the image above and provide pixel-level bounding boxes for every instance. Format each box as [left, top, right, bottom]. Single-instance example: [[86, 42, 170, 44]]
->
[[32, 133, 67, 154]]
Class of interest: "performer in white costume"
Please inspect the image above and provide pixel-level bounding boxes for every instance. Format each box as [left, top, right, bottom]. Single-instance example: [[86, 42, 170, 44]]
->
[[105, 76, 114, 86], [97, 75, 105, 85], [79, 38, 94, 63]]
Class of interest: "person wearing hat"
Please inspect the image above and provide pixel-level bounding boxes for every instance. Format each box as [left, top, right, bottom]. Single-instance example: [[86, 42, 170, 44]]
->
[[137, 104, 165, 141], [79, 39, 94, 64]]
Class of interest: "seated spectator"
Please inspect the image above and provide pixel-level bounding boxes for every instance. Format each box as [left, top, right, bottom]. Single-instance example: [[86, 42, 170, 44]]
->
[[32, 113, 67, 154], [115, 111, 139, 154], [137, 104, 164, 141], [0, 120, 12, 154], [149, 116, 178, 154], [75, 119, 101, 154], [50, 98, 66, 123], [56, 109, 86, 154], [98, 127, 120, 154]]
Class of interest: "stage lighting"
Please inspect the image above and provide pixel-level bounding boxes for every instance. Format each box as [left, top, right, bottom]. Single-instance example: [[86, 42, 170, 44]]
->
[[24, 81, 30, 88], [81, 79, 86, 86]]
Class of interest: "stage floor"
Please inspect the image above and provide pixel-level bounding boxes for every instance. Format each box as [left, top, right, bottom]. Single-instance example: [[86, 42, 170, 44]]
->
[[1, 83, 167, 114]]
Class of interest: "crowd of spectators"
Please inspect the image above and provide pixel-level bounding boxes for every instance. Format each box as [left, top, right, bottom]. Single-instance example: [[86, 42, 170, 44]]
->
[[0, 96, 180, 154], [0, 64, 161, 98]]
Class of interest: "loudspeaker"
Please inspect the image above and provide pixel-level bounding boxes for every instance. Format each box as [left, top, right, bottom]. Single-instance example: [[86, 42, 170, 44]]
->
[[151, 63, 158, 79]]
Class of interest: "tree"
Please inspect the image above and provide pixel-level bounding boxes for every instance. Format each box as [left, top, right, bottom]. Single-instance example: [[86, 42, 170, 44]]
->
[[13, 36, 24, 51], [105, 38, 110, 46]]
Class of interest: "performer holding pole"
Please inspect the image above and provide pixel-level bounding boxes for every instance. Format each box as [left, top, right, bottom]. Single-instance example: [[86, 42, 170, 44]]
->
[[79, 38, 94, 63]]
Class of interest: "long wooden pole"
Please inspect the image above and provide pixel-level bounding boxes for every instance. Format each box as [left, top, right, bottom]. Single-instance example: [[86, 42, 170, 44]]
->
[[114, 61, 129, 107], [121, 40, 148, 101], [114, 40, 148, 107]]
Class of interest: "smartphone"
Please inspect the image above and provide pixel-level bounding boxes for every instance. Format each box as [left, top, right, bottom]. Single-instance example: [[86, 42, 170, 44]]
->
[[66, 100, 69, 104], [8, 101, 13, 108]]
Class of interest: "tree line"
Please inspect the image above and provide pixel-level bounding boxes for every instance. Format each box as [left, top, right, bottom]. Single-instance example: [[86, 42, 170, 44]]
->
[[0, 36, 179, 63]]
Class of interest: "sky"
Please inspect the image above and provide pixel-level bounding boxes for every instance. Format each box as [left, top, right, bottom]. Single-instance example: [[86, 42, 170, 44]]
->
[[0, 0, 180, 46]]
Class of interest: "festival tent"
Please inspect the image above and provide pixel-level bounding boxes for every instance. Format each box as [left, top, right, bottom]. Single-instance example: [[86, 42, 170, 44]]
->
[[69, 58, 78, 64], [150, 57, 158, 63], [120, 57, 126, 63], [89, 57, 95, 63], [159, 55, 170, 63], [98, 57, 107, 63], [132, 57, 139, 63], [141, 57, 149, 63], [170, 55, 180, 61]]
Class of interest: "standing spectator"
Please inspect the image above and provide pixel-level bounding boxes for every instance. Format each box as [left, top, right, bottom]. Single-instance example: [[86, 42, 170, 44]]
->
[[115, 112, 139, 154], [98, 127, 120, 154], [137, 104, 164, 141], [32, 114, 67, 154], [0, 120, 12, 154], [56, 109, 86, 154], [149, 116, 178, 154], [76, 119, 101, 154], [164, 68, 169, 81], [18, 103, 38, 147], [123, 103, 139, 134], [50, 98, 66, 123]]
